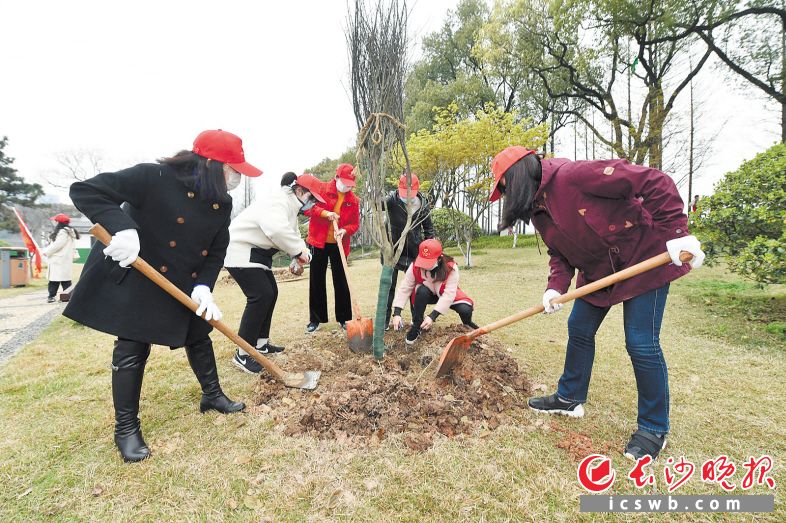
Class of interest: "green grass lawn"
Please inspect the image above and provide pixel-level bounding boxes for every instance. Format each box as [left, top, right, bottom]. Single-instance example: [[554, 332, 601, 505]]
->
[[1, 247, 783, 521]]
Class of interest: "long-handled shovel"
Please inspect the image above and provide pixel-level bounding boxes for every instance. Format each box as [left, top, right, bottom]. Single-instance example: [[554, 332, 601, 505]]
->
[[333, 221, 373, 353], [91, 224, 321, 390], [435, 250, 694, 378]]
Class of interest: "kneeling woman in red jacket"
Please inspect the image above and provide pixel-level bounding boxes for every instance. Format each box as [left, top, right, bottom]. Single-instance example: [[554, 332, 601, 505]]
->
[[490, 146, 705, 461], [390, 239, 477, 344]]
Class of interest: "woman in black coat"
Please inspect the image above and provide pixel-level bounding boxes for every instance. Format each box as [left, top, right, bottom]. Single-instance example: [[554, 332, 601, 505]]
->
[[64, 129, 262, 462]]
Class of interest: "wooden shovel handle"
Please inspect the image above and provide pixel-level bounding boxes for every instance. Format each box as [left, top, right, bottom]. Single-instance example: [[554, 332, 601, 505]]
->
[[90, 224, 287, 381], [469, 251, 694, 338], [333, 221, 362, 320]]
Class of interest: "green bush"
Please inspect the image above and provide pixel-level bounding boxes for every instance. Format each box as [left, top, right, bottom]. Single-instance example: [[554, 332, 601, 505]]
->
[[692, 143, 786, 284], [431, 207, 481, 245]]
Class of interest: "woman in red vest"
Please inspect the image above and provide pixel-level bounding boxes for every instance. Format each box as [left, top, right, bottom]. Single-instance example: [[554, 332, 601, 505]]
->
[[304, 164, 360, 333], [390, 239, 477, 344]]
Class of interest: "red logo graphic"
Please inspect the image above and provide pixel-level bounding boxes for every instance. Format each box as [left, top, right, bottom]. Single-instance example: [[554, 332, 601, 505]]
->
[[577, 454, 616, 493], [702, 455, 737, 492], [628, 456, 656, 488], [741, 455, 776, 490]]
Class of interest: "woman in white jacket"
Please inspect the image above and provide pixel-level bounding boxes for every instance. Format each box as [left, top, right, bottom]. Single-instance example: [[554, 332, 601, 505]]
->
[[225, 172, 325, 373], [43, 213, 79, 302]]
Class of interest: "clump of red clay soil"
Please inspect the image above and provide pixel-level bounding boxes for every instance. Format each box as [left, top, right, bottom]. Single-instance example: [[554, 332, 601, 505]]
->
[[249, 325, 531, 450]]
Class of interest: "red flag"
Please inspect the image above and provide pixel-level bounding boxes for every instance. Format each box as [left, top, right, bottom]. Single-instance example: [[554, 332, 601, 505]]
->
[[12, 207, 42, 278]]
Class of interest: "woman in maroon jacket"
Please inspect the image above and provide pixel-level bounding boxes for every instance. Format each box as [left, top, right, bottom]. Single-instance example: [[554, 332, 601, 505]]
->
[[491, 146, 705, 460]]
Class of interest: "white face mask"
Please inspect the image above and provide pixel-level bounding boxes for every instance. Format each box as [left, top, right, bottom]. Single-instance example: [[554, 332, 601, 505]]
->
[[336, 179, 351, 193], [224, 166, 242, 191]]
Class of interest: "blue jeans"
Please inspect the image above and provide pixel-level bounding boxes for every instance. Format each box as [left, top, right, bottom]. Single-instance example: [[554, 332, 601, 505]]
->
[[556, 285, 670, 435]]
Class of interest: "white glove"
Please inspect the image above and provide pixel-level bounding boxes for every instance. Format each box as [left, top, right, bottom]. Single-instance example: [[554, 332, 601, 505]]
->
[[289, 258, 304, 276], [542, 289, 564, 314], [191, 285, 222, 321], [297, 250, 312, 264], [103, 229, 140, 268], [666, 235, 705, 268]]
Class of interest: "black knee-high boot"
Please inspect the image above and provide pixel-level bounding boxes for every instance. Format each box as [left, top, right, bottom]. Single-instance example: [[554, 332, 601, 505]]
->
[[112, 339, 151, 463], [185, 338, 245, 414]]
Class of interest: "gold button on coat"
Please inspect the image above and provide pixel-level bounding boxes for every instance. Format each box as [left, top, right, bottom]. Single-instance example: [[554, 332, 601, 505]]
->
[[177, 217, 185, 224], [212, 203, 220, 210], [169, 241, 177, 247], [160, 266, 168, 273], [191, 272, 197, 279], [201, 250, 208, 256], [187, 191, 195, 198]]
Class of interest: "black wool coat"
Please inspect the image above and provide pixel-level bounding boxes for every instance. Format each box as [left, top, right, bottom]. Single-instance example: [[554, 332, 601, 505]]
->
[[63, 163, 231, 347], [385, 191, 435, 271]]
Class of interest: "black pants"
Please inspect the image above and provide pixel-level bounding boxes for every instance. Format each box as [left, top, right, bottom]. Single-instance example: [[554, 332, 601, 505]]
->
[[227, 267, 278, 347], [48, 280, 71, 299], [309, 243, 351, 324], [412, 285, 475, 327]]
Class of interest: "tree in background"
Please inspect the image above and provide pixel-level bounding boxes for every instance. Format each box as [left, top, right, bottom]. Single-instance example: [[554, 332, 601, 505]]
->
[[692, 142, 786, 284], [407, 103, 546, 267], [0, 136, 44, 231]]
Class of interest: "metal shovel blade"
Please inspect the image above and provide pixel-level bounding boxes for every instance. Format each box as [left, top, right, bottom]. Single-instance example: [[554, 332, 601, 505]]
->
[[283, 370, 322, 390], [435, 333, 474, 377], [346, 317, 373, 354]]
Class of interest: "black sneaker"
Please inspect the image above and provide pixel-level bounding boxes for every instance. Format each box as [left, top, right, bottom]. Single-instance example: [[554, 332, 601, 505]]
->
[[624, 429, 667, 461], [528, 393, 585, 418], [405, 326, 420, 345], [232, 351, 263, 374], [305, 322, 320, 334], [340, 322, 347, 331], [257, 342, 284, 354], [47, 297, 56, 303]]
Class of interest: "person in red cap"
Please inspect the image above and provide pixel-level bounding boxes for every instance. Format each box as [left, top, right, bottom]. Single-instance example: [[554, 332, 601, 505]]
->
[[42, 213, 80, 302], [489, 145, 706, 461], [224, 172, 325, 373], [303, 163, 360, 333], [390, 239, 477, 344], [382, 173, 435, 328], [64, 129, 261, 463]]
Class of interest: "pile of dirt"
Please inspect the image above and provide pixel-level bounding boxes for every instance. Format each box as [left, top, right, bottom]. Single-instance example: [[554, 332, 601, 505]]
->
[[250, 325, 531, 450], [217, 267, 307, 286]]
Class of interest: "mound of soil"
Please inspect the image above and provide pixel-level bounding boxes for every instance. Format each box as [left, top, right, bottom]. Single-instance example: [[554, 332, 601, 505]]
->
[[250, 325, 531, 450], [217, 267, 307, 285]]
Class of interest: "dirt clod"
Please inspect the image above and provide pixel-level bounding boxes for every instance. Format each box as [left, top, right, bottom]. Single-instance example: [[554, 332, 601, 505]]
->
[[253, 326, 531, 450]]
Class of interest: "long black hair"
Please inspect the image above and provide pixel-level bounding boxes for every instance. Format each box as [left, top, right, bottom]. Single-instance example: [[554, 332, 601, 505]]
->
[[50, 222, 80, 242], [497, 154, 542, 231], [157, 150, 231, 203], [430, 253, 456, 282]]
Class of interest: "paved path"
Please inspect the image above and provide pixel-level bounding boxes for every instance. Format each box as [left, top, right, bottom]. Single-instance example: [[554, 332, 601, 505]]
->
[[0, 290, 64, 367]]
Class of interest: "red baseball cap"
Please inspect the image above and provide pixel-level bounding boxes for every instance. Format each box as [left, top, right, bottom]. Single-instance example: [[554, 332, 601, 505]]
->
[[398, 173, 420, 198], [295, 174, 326, 203], [50, 213, 70, 224], [489, 146, 536, 202], [414, 239, 443, 269], [336, 163, 356, 187], [192, 129, 262, 178]]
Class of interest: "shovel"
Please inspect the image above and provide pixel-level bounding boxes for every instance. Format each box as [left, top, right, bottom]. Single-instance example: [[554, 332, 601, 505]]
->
[[435, 250, 694, 378], [90, 224, 321, 390], [333, 221, 373, 353]]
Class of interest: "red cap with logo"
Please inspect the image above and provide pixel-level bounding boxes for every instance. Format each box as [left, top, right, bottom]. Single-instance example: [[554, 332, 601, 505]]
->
[[294, 174, 327, 203], [50, 213, 71, 224], [398, 173, 420, 198], [336, 163, 356, 187], [414, 238, 443, 269], [192, 129, 263, 178], [489, 146, 536, 202]]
